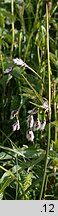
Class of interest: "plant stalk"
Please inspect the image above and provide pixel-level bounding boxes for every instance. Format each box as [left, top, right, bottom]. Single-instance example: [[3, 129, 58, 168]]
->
[[24, 0, 40, 60], [16, 155, 19, 200], [54, 80, 57, 141], [10, 0, 14, 58], [39, 2, 51, 200]]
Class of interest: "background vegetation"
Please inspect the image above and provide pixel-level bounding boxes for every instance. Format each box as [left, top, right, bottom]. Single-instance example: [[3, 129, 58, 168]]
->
[[0, 0, 58, 200]]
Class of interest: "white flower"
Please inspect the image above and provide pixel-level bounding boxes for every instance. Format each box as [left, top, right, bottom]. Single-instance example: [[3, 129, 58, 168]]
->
[[28, 109, 33, 114], [10, 111, 16, 119], [10, 110, 18, 119], [3, 66, 13, 74], [12, 120, 20, 131], [34, 119, 41, 131], [16, 120, 20, 130], [12, 122, 17, 131], [13, 58, 26, 67], [29, 115, 34, 128], [27, 114, 34, 129], [43, 101, 49, 111], [28, 108, 38, 115], [26, 130, 34, 142], [41, 120, 46, 131]]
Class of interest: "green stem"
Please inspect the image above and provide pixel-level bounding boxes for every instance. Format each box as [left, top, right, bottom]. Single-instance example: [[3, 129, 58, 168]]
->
[[18, 31, 23, 58], [39, 124, 50, 200], [54, 12, 58, 141], [16, 155, 18, 200], [24, 0, 40, 60], [46, 4, 51, 118], [39, 2, 51, 200], [0, 35, 4, 72], [21, 73, 44, 104], [54, 80, 57, 141], [1, 54, 4, 72], [37, 46, 41, 65], [10, 0, 14, 58]]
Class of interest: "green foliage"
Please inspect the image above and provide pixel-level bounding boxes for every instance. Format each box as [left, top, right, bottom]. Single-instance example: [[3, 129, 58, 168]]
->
[[0, 0, 58, 199]]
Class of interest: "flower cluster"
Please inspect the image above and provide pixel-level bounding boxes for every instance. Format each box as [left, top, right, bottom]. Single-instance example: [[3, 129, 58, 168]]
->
[[26, 114, 46, 142], [26, 102, 49, 142], [26, 114, 34, 142], [10, 101, 49, 142]]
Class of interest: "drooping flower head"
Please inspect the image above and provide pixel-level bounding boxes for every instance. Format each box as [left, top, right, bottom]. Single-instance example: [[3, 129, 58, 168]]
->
[[26, 129, 34, 142], [12, 120, 20, 131], [34, 119, 41, 131]]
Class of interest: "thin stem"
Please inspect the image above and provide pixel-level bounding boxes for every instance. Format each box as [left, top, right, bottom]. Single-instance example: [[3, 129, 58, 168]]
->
[[39, 124, 50, 200], [21, 73, 44, 104], [1, 54, 4, 72], [46, 4, 51, 119], [24, 31, 33, 60], [39, 2, 51, 200], [24, 0, 40, 60], [10, 0, 14, 58], [37, 46, 41, 65], [16, 155, 18, 200], [0, 32, 4, 72], [18, 31, 22, 58], [25, 63, 41, 80], [54, 80, 57, 141]]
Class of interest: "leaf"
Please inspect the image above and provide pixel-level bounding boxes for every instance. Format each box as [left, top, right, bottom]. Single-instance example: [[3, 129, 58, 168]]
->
[[4, 0, 11, 3], [0, 192, 3, 200], [0, 14, 4, 28], [51, 121, 58, 127], [11, 95, 20, 110], [0, 146, 25, 159], [21, 74, 44, 104], [50, 53, 58, 69], [0, 176, 14, 194], [54, 140, 58, 151], [23, 172, 32, 191]]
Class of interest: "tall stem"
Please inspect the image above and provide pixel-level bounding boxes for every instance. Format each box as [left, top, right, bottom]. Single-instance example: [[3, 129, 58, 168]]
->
[[54, 80, 57, 141], [47, 5, 51, 118], [10, 0, 14, 58], [39, 2, 51, 200], [54, 12, 58, 141], [16, 155, 18, 200], [24, 0, 40, 60]]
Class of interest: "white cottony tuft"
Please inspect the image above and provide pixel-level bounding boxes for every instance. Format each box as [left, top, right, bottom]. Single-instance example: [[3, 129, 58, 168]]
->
[[12, 120, 20, 131], [34, 119, 41, 131], [41, 120, 46, 131], [26, 130, 34, 142]]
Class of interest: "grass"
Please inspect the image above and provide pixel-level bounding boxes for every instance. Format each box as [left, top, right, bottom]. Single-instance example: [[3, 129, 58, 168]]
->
[[0, 0, 58, 200]]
